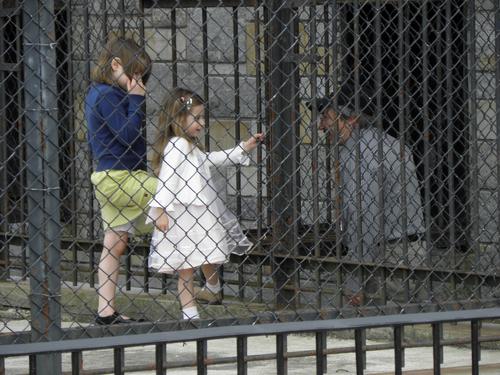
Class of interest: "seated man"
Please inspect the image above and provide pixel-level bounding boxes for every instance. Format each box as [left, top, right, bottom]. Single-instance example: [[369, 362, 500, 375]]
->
[[310, 83, 425, 305]]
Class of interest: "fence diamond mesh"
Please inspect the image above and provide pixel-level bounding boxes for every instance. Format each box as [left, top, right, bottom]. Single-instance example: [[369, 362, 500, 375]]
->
[[1, 0, 499, 347]]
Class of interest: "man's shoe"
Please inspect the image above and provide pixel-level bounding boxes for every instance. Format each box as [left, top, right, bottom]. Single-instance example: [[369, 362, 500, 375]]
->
[[194, 286, 222, 305], [95, 311, 145, 325]]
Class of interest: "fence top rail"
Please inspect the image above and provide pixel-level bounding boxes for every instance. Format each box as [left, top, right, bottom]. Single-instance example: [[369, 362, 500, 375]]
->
[[1, 308, 499, 357]]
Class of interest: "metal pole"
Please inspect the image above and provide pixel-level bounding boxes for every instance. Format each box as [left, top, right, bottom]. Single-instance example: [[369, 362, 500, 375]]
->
[[268, 0, 299, 308], [22, 0, 62, 373], [422, 0, 433, 301], [255, 2, 264, 304], [0, 10, 7, 280], [399, 0, 410, 303], [496, 0, 500, 280], [309, 1, 321, 308]]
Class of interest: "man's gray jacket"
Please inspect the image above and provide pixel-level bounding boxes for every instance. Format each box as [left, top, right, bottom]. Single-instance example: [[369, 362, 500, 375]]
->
[[338, 127, 425, 260]]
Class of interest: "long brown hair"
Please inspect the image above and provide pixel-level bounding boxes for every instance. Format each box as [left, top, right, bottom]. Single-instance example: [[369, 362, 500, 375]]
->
[[91, 37, 151, 85], [151, 87, 205, 175]]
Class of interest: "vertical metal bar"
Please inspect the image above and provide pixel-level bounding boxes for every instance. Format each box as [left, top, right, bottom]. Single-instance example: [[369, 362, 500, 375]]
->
[[255, 2, 264, 304], [16, 8, 27, 280], [445, 0, 457, 299], [276, 333, 288, 375], [0, 356, 4, 375], [422, 0, 433, 301], [332, 0, 344, 309], [138, 0, 149, 295], [399, 0, 410, 304], [197, 340, 207, 375], [324, 4, 333, 225], [233, 6, 245, 300], [355, 329, 364, 375], [264, 4, 272, 229], [83, 3, 96, 287], [394, 325, 403, 375], [156, 343, 166, 375], [310, 1, 321, 309], [353, 0, 364, 300], [468, 0, 480, 281], [29, 355, 36, 375], [435, 9, 446, 236], [316, 331, 327, 375], [269, 0, 299, 308], [0, 10, 8, 280], [71, 351, 82, 375], [102, 0, 108, 42], [202, 7, 210, 150], [374, 0, 386, 304], [234, 7, 242, 218], [23, 1, 62, 373], [171, 8, 178, 88], [432, 323, 441, 375], [114, 347, 124, 375], [471, 320, 480, 375], [323, 3, 336, 225], [63, 0, 78, 286], [65, 0, 78, 287], [291, 5, 301, 304], [495, 0, 500, 285], [237, 336, 248, 375], [119, 0, 125, 37]]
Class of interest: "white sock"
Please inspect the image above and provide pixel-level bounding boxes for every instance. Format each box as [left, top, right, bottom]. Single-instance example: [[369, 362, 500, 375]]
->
[[182, 306, 199, 320], [205, 280, 221, 293]]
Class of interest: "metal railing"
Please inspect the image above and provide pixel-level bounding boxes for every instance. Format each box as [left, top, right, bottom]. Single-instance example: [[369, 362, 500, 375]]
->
[[1, 308, 499, 374], [1, 0, 500, 373]]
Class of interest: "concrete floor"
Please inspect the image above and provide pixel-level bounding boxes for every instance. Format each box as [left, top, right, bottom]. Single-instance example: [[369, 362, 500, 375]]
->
[[2, 320, 500, 374]]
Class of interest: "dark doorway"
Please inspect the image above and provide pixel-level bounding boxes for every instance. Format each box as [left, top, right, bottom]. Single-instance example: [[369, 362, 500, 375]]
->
[[342, 1, 469, 250]]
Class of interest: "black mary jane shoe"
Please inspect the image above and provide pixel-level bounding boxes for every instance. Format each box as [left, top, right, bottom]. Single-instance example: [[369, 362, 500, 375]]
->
[[95, 312, 145, 325]]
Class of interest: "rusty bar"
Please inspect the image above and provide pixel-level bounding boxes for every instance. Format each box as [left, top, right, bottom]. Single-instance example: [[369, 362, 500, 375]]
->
[[268, 0, 299, 308], [255, 2, 264, 303], [22, 0, 63, 372], [432, 323, 441, 375], [236, 336, 248, 375], [171, 7, 178, 88], [232, 6, 245, 300], [197, 340, 207, 375], [202, 7, 210, 150], [422, 0, 433, 300], [155, 343, 166, 375], [114, 347, 124, 375], [309, 1, 321, 309], [276, 333, 287, 375], [71, 351, 82, 375]]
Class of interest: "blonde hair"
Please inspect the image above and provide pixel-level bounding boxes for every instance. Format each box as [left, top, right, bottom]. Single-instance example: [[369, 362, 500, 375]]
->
[[151, 87, 205, 175], [91, 37, 151, 85]]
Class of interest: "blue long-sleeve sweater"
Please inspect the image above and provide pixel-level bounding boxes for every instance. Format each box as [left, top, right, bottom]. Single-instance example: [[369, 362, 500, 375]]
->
[[85, 83, 147, 171]]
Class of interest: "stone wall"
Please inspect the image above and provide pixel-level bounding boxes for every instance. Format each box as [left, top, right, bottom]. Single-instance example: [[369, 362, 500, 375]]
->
[[68, 2, 498, 247]]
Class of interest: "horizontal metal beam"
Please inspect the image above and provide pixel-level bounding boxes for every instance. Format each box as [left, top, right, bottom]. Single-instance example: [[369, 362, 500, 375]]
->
[[0, 62, 21, 72], [1, 307, 500, 356], [143, 0, 258, 7]]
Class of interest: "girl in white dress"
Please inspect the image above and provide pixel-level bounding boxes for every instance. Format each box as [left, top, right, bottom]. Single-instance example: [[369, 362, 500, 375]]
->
[[148, 88, 264, 320]]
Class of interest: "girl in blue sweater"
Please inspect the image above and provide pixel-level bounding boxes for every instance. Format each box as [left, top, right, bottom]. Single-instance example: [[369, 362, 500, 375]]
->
[[85, 38, 157, 325]]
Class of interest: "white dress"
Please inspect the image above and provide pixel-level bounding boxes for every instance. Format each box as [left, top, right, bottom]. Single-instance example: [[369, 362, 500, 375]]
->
[[147, 137, 253, 273]]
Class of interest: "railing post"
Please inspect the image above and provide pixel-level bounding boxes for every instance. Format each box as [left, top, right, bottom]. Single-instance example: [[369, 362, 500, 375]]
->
[[22, 0, 62, 374]]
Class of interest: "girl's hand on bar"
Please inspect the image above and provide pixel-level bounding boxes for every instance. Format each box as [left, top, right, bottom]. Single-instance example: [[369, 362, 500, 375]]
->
[[242, 133, 265, 152]]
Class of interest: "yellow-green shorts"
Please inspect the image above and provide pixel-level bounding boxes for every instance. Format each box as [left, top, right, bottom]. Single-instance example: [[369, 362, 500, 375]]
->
[[91, 170, 158, 235]]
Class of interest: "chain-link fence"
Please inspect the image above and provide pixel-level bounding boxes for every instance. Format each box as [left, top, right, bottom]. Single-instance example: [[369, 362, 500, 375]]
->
[[1, 0, 499, 347]]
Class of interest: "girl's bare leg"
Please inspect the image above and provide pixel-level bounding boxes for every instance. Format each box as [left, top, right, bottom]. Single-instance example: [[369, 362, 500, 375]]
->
[[201, 264, 220, 286], [178, 268, 196, 309], [97, 230, 128, 317]]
